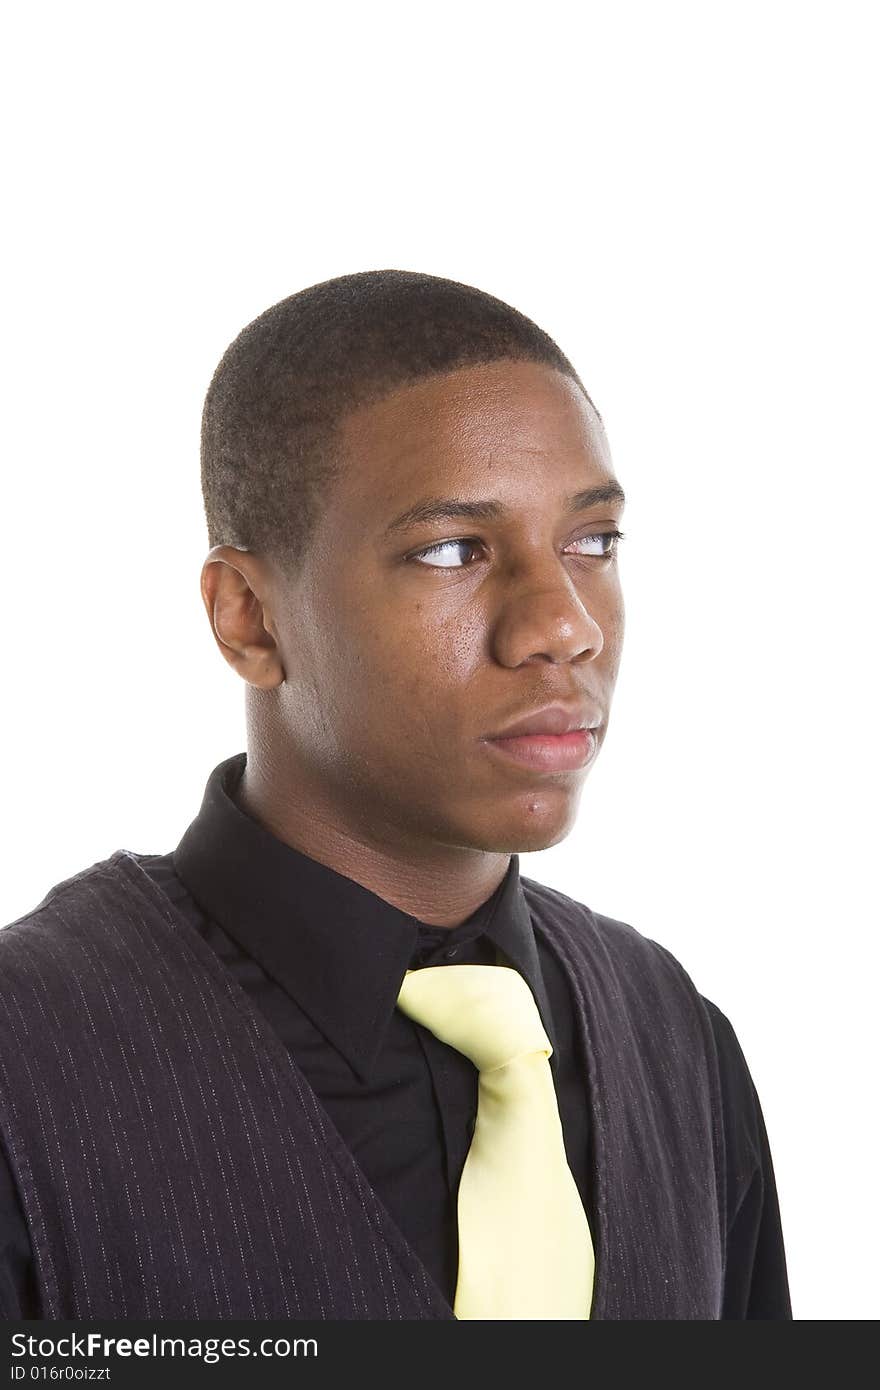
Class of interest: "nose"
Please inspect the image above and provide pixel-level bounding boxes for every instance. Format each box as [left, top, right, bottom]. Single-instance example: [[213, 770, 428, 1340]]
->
[[490, 567, 605, 668]]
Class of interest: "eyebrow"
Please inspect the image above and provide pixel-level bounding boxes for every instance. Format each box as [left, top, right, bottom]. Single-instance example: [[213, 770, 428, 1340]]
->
[[382, 480, 627, 538]]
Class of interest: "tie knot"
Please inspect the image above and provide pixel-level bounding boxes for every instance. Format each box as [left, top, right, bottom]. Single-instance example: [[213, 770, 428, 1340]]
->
[[396, 964, 552, 1072]]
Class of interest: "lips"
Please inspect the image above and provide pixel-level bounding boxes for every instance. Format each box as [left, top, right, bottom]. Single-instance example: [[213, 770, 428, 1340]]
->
[[484, 703, 601, 740], [479, 703, 602, 773], [483, 728, 598, 772]]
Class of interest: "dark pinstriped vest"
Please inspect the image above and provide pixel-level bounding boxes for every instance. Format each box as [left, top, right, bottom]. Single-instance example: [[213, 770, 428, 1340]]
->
[[0, 850, 726, 1320]]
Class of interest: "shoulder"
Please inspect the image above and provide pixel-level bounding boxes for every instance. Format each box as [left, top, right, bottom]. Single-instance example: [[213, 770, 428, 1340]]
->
[[521, 871, 708, 1004], [700, 995, 751, 1072], [699, 996, 761, 1124], [523, 875, 763, 1093], [698, 995, 764, 1171], [522, 874, 772, 1175], [521, 872, 646, 949], [0, 852, 138, 970]]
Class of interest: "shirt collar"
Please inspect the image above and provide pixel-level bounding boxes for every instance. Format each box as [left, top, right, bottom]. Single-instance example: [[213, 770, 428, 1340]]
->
[[172, 752, 556, 1083]]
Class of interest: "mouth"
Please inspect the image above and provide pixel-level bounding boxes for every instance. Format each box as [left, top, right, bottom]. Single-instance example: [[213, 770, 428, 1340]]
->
[[478, 701, 602, 773], [480, 727, 598, 772]]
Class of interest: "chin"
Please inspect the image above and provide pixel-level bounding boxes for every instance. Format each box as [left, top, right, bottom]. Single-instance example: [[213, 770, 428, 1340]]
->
[[469, 789, 583, 855]]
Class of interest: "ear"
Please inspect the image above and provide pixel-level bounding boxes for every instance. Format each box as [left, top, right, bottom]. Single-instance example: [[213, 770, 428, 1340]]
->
[[199, 546, 286, 689]]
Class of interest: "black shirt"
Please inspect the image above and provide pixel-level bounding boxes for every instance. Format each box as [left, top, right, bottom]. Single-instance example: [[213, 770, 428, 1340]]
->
[[0, 752, 792, 1319]]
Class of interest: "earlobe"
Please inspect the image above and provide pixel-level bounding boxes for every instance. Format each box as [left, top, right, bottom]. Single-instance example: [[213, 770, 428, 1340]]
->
[[238, 644, 285, 689], [214, 633, 285, 690]]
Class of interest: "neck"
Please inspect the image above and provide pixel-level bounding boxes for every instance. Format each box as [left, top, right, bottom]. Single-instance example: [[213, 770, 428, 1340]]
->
[[236, 746, 511, 929]]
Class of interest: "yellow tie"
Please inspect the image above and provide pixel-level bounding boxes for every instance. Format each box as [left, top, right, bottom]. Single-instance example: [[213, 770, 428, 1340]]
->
[[396, 964, 594, 1320]]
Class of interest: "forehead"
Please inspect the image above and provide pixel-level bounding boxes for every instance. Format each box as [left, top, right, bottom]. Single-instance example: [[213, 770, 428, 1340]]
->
[[333, 359, 614, 519]]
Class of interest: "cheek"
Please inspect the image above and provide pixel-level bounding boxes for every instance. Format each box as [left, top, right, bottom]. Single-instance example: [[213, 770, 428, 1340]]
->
[[594, 580, 624, 652], [603, 606, 625, 658], [348, 588, 483, 681], [333, 598, 483, 741]]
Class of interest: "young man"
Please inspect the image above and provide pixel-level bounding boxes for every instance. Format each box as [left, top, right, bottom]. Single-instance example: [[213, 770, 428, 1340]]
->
[[0, 270, 791, 1320]]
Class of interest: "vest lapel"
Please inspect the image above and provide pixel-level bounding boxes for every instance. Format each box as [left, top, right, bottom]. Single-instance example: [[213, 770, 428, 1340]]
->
[[112, 850, 454, 1320], [525, 878, 725, 1320]]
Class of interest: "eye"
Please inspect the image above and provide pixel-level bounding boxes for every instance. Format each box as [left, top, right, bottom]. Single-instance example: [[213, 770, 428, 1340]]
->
[[408, 529, 625, 571], [410, 538, 482, 569], [565, 529, 625, 558]]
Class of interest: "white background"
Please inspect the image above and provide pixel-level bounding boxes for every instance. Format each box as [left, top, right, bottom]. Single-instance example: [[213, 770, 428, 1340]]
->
[[2, 2, 877, 1321]]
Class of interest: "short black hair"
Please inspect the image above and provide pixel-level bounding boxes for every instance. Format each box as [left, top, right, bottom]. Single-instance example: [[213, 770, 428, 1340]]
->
[[200, 269, 596, 574]]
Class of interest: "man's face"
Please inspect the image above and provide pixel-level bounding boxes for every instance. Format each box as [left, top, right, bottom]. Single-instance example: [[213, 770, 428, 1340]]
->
[[265, 358, 625, 855]]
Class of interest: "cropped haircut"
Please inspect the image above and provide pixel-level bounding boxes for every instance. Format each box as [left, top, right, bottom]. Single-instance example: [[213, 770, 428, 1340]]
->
[[200, 269, 594, 574]]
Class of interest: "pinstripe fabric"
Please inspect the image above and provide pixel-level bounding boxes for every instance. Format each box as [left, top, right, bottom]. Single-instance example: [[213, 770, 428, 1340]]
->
[[522, 877, 725, 1319], [0, 850, 724, 1320], [0, 851, 453, 1320]]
